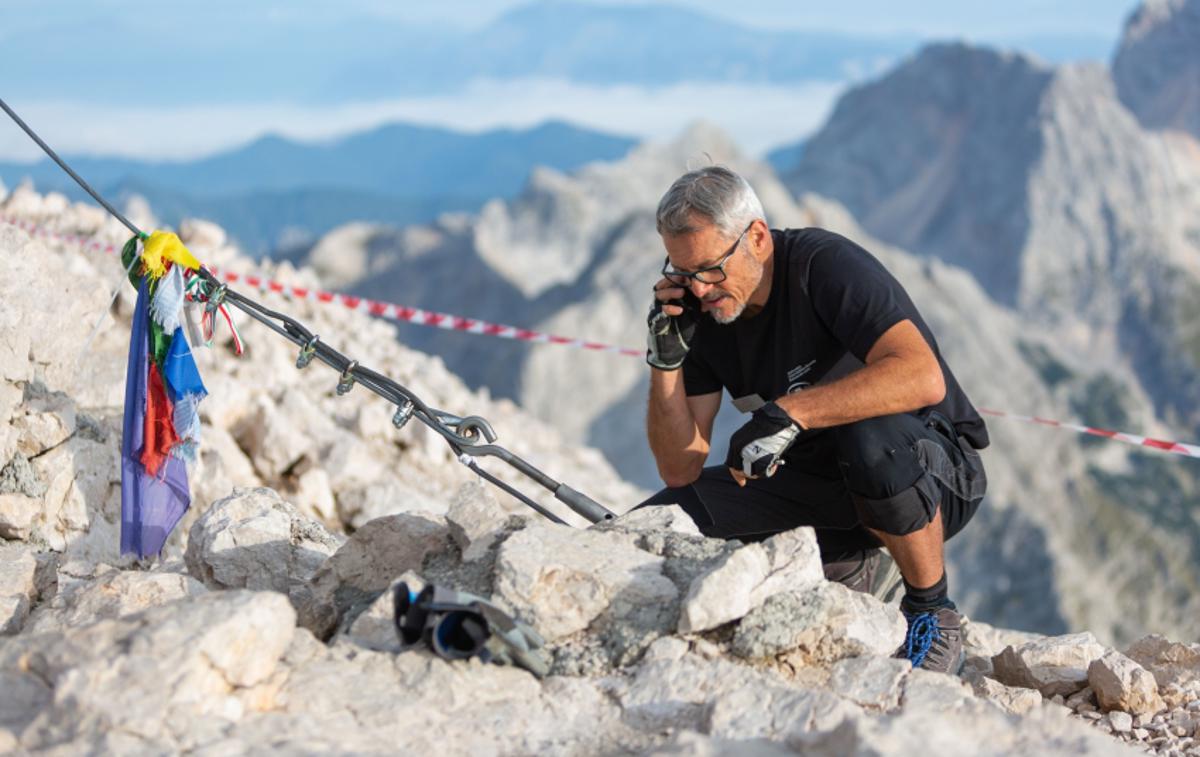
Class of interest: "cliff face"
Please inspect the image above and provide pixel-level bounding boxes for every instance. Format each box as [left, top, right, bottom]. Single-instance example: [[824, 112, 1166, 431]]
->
[[1113, 0, 1200, 139]]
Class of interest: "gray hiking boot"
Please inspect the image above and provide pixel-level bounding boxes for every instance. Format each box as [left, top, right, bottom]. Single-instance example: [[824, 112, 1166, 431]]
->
[[894, 602, 964, 675], [822, 548, 903, 603]]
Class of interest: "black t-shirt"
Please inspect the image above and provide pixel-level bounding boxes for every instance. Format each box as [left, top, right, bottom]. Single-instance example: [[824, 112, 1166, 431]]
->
[[682, 228, 989, 450]]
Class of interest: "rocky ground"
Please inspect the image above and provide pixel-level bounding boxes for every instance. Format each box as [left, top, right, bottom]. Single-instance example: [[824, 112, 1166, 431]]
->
[[2, 189, 1199, 754]]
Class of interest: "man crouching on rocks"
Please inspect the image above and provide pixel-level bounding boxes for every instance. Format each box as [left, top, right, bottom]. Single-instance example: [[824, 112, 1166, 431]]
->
[[638, 166, 989, 675]]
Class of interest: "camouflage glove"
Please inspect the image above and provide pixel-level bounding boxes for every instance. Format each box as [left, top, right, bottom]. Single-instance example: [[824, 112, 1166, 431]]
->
[[725, 401, 803, 478]]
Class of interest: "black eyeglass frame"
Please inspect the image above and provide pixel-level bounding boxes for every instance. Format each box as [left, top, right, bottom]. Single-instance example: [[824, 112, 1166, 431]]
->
[[661, 221, 755, 286]]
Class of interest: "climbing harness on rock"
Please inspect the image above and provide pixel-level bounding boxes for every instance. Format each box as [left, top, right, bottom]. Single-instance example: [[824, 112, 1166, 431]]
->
[[394, 582, 550, 678]]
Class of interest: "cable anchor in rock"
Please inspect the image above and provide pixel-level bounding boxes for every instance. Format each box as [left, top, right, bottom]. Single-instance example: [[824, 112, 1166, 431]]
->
[[296, 335, 320, 369], [336, 360, 358, 395]]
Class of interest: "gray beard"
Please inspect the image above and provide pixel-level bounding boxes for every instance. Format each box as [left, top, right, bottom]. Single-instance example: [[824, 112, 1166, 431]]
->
[[709, 253, 763, 325], [711, 300, 746, 325]]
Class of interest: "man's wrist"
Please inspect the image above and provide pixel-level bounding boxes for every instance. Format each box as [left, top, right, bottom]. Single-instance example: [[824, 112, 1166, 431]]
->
[[773, 395, 809, 431]]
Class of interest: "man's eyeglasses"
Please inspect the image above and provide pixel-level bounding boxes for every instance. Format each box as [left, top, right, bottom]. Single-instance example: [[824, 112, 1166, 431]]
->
[[661, 222, 754, 286]]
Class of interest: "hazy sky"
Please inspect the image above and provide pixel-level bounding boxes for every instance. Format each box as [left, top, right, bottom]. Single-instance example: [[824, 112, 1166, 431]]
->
[[0, 0, 1142, 162], [388, 0, 1138, 37]]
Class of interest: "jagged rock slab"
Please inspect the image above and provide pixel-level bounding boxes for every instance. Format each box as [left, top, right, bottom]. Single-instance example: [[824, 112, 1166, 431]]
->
[[1088, 650, 1165, 715], [731, 582, 905, 665], [992, 632, 1108, 697], [493, 520, 678, 642], [184, 487, 341, 609], [298, 511, 453, 638], [678, 526, 824, 634], [0, 590, 295, 751], [24, 568, 206, 635]]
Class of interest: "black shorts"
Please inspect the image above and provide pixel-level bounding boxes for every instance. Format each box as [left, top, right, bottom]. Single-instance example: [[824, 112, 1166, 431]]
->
[[636, 410, 987, 562]]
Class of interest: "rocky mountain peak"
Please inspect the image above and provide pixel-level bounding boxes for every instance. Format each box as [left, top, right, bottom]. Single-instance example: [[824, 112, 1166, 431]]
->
[[1113, 0, 1200, 138]]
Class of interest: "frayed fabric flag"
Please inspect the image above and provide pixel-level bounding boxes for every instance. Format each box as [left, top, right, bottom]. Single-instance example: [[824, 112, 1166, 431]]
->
[[163, 326, 207, 461], [121, 279, 191, 558], [150, 264, 186, 334]]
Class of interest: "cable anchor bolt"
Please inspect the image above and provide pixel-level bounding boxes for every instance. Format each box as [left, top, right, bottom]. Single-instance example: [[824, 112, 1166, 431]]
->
[[392, 400, 415, 430], [336, 360, 358, 396], [296, 335, 320, 369]]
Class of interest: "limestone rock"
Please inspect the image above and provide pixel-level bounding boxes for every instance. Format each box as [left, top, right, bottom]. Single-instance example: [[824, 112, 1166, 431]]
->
[[1113, 0, 1200, 138], [1088, 650, 1165, 715], [705, 682, 858, 742], [900, 669, 977, 712], [6, 590, 295, 750], [969, 676, 1044, 716], [678, 526, 823, 633], [178, 217, 227, 250], [446, 480, 514, 561], [1108, 710, 1133, 733], [1125, 633, 1200, 706], [992, 632, 1108, 697], [298, 512, 452, 638], [791, 696, 1131, 756], [0, 542, 37, 634], [613, 650, 799, 733], [185, 487, 341, 609], [0, 493, 39, 540], [493, 520, 677, 641], [731, 582, 906, 664], [602, 504, 702, 537], [232, 397, 313, 481], [10, 390, 75, 457], [962, 617, 1045, 659], [24, 568, 207, 635], [829, 656, 912, 710]]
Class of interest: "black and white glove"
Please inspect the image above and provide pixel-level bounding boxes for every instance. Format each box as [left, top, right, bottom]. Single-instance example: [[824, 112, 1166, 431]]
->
[[725, 402, 803, 478], [646, 290, 699, 370]]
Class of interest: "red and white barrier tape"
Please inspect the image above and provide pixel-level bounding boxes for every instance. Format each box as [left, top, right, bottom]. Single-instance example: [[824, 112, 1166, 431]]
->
[[6, 215, 1199, 459], [976, 408, 1200, 458]]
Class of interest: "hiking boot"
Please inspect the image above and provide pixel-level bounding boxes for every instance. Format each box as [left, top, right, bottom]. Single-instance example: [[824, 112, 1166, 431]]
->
[[822, 548, 903, 603], [894, 602, 964, 674]]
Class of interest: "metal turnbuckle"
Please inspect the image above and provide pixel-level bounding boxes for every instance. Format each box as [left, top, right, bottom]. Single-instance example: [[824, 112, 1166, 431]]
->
[[296, 335, 320, 369], [392, 400, 415, 430], [336, 360, 358, 395]]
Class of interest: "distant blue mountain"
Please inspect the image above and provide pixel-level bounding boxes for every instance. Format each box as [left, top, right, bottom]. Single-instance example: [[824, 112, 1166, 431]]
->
[[0, 120, 636, 254], [326, 3, 917, 98]]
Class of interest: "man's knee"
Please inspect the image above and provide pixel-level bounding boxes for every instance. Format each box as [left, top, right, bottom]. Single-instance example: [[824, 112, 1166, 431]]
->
[[830, 415, 926, 501], [852, 480, 938, 537]]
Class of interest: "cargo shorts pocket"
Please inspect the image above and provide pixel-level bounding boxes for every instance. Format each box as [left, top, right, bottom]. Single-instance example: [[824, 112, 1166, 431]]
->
[[915, 415, 987, 503]]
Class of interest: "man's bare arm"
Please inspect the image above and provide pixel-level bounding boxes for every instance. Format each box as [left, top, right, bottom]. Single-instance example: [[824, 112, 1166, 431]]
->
[[775, 319, 945, 430], [647, 368, 720, 487]]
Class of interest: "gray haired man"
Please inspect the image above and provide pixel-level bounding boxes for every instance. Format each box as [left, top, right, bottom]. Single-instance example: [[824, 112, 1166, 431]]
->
[[640, 166, 988, 674]]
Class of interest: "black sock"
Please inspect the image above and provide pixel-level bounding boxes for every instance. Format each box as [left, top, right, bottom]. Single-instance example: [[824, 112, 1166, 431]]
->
[[901, 571, 950, 612]]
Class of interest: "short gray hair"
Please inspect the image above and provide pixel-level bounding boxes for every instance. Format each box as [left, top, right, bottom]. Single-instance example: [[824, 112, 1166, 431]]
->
[[655, 166, 766, 238]]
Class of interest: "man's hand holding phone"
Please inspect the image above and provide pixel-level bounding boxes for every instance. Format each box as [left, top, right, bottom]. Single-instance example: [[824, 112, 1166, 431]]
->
[[646, 279, 700, 370]]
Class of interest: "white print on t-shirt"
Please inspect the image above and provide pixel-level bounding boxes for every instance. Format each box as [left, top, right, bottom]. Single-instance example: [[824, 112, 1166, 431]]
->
[[786, 359, 817, 393]]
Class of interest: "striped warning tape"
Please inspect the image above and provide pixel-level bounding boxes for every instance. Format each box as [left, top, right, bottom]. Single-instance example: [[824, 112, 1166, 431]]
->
[[0, 215, 642, 357], [5, 214, 1199, 459], [976, 408, 1200, 458]]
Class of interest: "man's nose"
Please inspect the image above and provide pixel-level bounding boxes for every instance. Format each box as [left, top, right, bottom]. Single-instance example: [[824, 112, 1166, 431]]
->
[[689, 279, 715, 297]]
